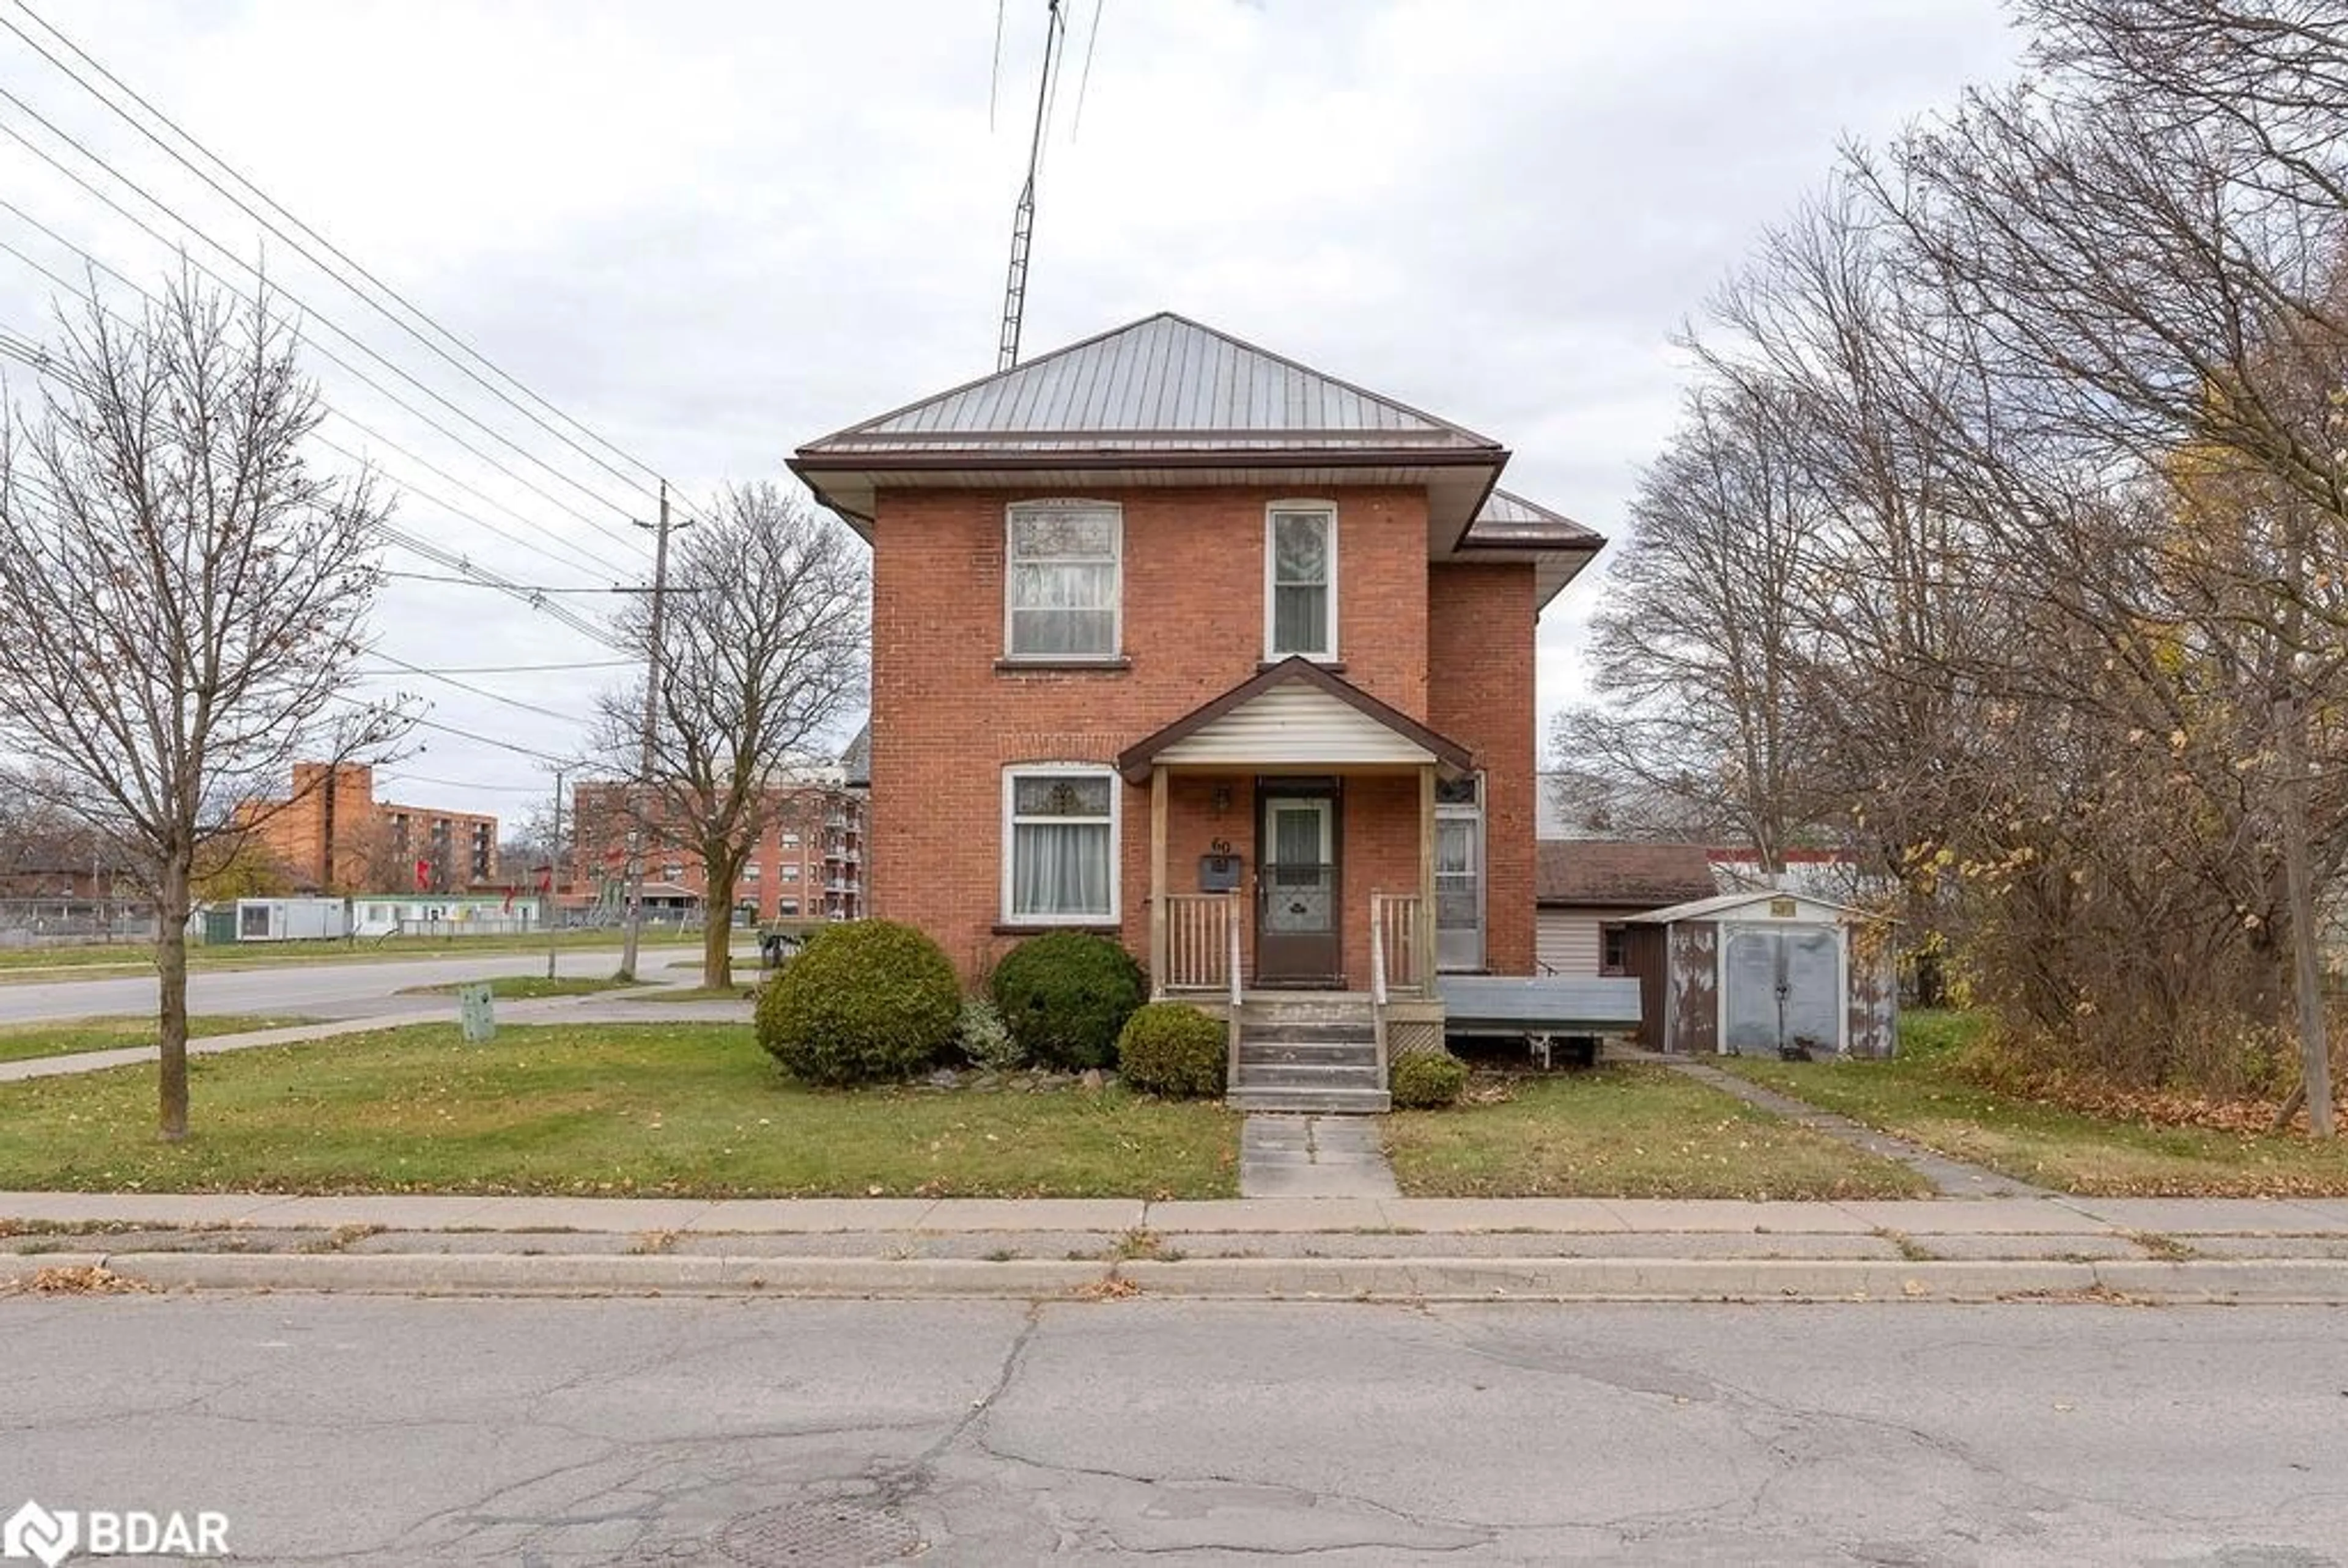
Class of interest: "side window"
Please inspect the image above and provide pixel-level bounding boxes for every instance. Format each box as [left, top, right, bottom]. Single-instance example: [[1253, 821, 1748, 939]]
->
[[1006, 502, 1121, 659], [1266, 504, 1337, 659]]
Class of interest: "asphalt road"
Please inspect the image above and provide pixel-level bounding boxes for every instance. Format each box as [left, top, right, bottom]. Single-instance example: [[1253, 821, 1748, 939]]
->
[[0, 948, 686, 1026], [1, 1297, 2341, 1564]]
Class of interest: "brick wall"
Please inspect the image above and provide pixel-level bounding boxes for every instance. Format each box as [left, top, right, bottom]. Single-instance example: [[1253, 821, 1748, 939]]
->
[[1428, 562, 1538, 974], [235, 763, 500, 893], [871, 484, 1447, 983]]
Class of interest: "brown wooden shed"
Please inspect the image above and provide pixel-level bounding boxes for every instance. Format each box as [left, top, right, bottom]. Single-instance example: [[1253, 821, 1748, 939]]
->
[[1622, 890, 1896, 1058]]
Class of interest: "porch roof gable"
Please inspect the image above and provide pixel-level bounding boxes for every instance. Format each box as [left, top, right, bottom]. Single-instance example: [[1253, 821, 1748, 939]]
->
[[1115, 657, 1473, 783]]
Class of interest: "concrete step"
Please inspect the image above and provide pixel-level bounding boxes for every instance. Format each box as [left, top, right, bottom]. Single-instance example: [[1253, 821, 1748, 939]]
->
[[1242, 1021, 1375, 1045], [1228, 1086, 1392, 1115], [1238, 1037, 1376, 1059], [1235, 1064, 1384, 1090], [1238, 1001, 1376, 1027]]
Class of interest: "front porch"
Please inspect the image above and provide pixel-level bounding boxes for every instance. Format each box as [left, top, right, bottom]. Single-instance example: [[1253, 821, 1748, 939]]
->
[[1115, 659, 1479, 1107]]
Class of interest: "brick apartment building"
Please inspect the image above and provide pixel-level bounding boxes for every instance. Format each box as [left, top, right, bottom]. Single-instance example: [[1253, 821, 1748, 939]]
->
[[233, 763, 500, 893], [569, 773, 866, 923]]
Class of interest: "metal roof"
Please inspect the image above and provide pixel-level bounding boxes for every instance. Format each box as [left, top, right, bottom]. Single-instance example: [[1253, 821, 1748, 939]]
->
[[1468, 488, 1603, 548], [797, 312, 1502, 458], [1626, 889, 1872, 926]]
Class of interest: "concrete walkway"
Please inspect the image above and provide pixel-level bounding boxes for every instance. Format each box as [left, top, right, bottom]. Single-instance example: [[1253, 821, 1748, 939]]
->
[[1657, 1055, 2048, 1198], [1239, 1114, 1400, 1198]]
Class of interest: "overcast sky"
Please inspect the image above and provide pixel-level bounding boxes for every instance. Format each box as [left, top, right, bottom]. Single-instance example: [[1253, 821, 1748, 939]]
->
[[0, 0, 2026, 828]]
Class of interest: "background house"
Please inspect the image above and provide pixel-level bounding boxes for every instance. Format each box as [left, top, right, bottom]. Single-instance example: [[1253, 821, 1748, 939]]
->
[[1535, 840, 1720, 976]]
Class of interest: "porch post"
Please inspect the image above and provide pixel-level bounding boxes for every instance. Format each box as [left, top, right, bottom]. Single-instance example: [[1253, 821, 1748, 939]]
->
[[1149, 765, 1169, 996], [1419, 763, 1438, 988]]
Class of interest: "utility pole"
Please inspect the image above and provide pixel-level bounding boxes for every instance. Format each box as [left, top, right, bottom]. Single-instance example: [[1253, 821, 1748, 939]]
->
[[546, 766, 565, 983], [618, 483, 686, 982]]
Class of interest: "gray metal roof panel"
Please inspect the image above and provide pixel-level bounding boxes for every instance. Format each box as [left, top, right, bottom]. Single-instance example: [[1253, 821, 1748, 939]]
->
[[1469, 488, 1603, 546], [799, 313, 1502, 456]]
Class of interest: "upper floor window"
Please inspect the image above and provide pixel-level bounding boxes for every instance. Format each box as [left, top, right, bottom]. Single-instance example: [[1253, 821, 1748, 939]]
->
[[1266, 504, 1337, 659], [1006, 501, 1121, 660]]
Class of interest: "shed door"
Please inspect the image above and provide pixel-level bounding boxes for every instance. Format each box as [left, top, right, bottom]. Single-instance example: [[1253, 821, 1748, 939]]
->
[[1721, 925, 1842, 1055]]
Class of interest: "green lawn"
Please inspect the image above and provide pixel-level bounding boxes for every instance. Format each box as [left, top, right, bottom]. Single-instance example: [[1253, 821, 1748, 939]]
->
[[0, 1015, 317, 1066], [0, 927, 703, 982], [1719, 1010, 2348, 1196], [396, 976, 644, 1001], [1382, 1066, 1929, 1199], [0, 1022, 1239, 1199]]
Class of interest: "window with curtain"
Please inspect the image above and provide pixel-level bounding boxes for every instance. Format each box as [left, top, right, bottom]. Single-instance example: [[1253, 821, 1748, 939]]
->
[[1006, 504, 1120, 658], [1005, 768, 1117, 921], [1267, 506, 1335, 658]]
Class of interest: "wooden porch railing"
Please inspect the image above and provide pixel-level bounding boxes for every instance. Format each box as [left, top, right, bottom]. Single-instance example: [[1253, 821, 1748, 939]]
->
[[1372, 891, 1426, 996], [1161, 893, 1238, 992]]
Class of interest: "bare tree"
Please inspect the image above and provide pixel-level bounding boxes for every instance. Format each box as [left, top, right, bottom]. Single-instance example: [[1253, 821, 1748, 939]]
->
[[1556, 377, 1827, 874], [0, 279, 404, 1139], [597, 482, 867, 987]]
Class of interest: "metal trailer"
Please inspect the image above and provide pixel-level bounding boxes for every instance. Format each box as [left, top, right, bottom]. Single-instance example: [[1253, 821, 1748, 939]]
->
[[1436, 975, 1642, 1067]]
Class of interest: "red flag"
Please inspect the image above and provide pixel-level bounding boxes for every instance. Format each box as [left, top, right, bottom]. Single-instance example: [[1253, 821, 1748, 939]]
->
[[413, 858, 430, 891]]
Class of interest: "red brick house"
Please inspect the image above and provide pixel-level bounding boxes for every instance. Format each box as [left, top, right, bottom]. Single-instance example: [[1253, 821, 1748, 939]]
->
[[792, 314, 1600, 1103]]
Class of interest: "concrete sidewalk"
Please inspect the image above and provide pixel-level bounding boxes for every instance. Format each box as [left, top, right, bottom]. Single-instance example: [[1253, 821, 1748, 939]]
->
[[0, 981, 756, 1083], [8, 1190, 2348, 1304]]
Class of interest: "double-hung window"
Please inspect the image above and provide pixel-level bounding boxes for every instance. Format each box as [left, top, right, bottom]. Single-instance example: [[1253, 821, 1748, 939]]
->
[[1003, 766, 1118, 923], [1006, 502, 1121, 660], [1266, 504, 1337, 659]]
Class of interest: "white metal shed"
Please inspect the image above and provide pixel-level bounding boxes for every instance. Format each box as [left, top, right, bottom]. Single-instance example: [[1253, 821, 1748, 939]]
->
[[1623, 890, 1896, 1058]]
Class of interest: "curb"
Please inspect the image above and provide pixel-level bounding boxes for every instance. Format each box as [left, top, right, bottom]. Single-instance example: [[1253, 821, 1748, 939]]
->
[[10, 1251, 2348, 1303]]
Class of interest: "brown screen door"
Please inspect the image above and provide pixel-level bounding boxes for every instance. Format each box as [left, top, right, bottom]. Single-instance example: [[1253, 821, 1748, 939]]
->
[[1256, 790, 1340, 985]]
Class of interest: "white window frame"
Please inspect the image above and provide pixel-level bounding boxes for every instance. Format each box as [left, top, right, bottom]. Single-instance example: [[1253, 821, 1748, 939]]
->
[[1264, 501, 1338, 661], [1004, 499, 1123, 661], [1000, 762, 1121, 926]]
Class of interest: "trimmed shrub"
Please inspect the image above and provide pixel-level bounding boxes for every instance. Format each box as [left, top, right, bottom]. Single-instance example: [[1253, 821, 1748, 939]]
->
[[955, 994, 1025, 1071], [756, 919, 959, 1086], [1389, 1051, 1468, 1109], [989, 930, 1146, 1070], [1117, 1002, 1227, 1099]]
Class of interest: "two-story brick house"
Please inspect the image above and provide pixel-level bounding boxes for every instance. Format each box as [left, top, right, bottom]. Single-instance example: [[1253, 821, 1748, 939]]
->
[[792, 314, 1600, 1106]]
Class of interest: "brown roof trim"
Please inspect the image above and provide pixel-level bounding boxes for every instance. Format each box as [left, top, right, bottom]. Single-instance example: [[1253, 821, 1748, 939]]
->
[[1114, 657, 1474, 784]]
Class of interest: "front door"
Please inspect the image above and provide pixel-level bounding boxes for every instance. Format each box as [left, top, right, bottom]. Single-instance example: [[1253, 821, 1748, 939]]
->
[[1256, 788, 1340, 985]]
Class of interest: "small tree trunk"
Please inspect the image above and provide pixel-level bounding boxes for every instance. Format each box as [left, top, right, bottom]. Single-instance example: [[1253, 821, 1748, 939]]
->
[[701, 861, 736, 990], [2277, 709, 2333, 1136], [154, 847, 194, 1142]]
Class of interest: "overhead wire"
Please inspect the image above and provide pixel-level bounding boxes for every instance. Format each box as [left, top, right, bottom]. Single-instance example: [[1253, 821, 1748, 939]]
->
[[363, 649, 598, 727], [0, 84, 659, 556], [0, 311, 629, 650], [2, 0, 712, 526], [0, 212, 629, 582]]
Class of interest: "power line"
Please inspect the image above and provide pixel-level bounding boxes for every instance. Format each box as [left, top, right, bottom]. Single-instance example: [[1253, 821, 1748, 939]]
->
[[380, 569, 652, 595], [0, 202, 635, 580], [377, 770, 561, 795], [356, 658, 637, 676], [0, 87, 658, 556], [363, 650, 596, 726], [0, 216, 629, 582], [2, 0, 713, 528], [0, 318, 626, 650]]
